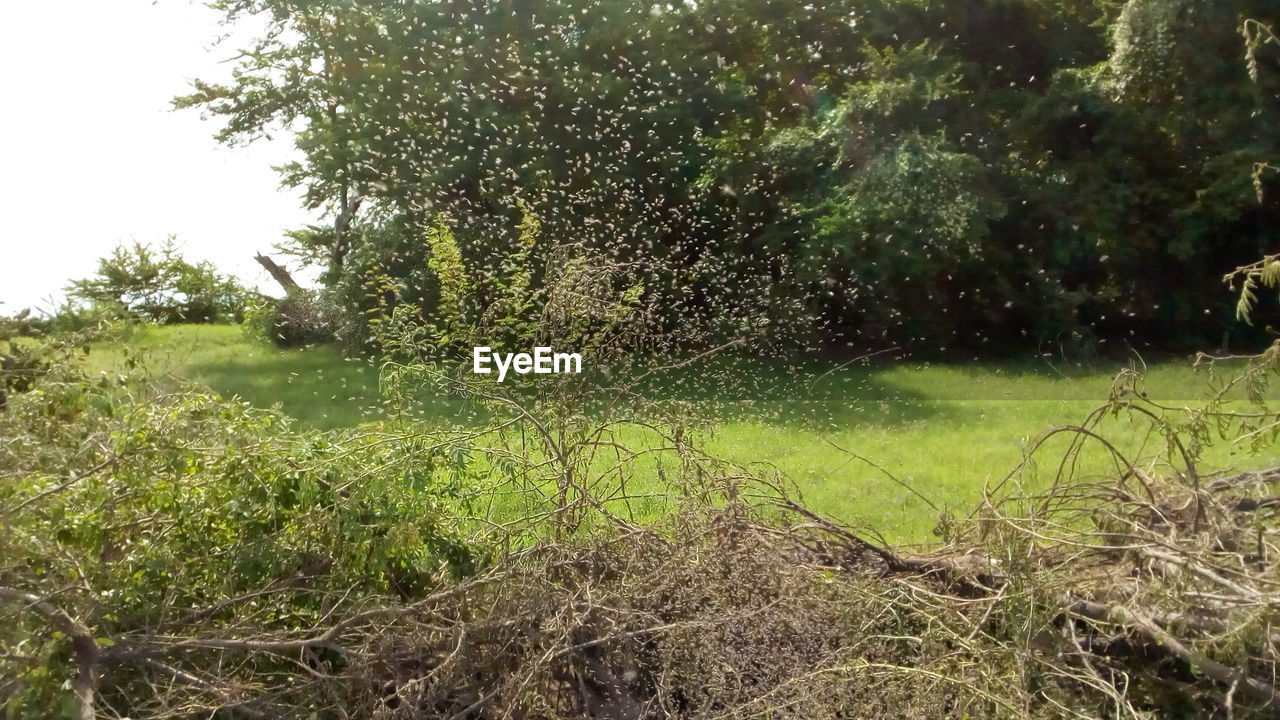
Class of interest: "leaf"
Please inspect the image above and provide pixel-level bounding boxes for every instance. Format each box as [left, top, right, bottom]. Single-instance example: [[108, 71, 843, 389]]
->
[[1237, 276, 1259, 325], [1262, 261, 1280, 287]]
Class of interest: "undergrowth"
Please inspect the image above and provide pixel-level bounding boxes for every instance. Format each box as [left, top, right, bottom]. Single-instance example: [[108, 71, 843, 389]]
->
[[5, 312, 1280, 718]]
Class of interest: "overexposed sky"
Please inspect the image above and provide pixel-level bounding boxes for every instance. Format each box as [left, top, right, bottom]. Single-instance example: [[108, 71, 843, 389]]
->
[[0, 0, 318, 313]]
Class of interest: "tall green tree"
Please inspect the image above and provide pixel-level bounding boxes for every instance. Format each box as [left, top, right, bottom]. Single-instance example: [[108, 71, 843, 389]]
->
[[184, 0, 1280, 355]]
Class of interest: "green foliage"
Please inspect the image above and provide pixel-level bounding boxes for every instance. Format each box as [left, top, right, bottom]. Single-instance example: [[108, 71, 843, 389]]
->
[[183, 0, 1280, 355], [0, 309, 50, 338], [66, 239, 258, 325], [1227, 254, 1280, 325], [0, 336, 482, 716], [480, 200, 542, 346], [0, 341, 50, 405], [422, 216, 471, 347], [805, 133, 1005, 340], [0, 318, 106, 413], [10, 327, 1280, 716], [1108, 0, 1192, 101], [246, 290, 339, 348], [81, 323, 1276, 545]]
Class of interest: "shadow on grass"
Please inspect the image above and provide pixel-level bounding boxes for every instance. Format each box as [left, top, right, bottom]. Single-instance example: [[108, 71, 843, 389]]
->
[[184, 349, 1124, 433], [611, 354, 958, 430], [125, 324, 1240, 436]]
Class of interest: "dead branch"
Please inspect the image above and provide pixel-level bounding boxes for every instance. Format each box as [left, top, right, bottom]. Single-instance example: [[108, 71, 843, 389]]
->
[[253, 253, 301, 294]]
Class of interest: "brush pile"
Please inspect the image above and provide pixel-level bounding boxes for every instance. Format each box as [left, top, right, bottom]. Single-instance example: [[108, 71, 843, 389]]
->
[[6, 339, 1280, 719], [82, 463, 1280, 719]]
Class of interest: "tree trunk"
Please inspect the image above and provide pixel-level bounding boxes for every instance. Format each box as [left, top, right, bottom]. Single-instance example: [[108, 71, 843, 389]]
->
[[253, 254, 301, 295]]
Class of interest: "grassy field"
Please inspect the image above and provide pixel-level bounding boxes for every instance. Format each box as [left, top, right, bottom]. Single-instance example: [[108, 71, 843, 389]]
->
[[87, 324, 1279, 543]]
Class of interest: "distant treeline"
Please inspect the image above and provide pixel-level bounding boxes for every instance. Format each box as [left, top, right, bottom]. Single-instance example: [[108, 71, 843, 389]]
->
[[183, 0, 1280, 356]]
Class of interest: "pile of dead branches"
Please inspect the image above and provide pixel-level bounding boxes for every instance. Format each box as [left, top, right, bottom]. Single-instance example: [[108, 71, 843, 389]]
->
[[65, 457, 1279, 720], [8, 340, 1280, 719]]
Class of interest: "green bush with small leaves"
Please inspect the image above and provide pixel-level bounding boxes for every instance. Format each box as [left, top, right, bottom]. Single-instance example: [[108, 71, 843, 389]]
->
[[0, 338, 483, 717], [66, 239, 259, 325]]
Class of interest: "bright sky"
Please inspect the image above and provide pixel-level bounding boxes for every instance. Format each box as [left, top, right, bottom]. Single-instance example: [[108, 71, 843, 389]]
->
[[0, 0, 319, 314]]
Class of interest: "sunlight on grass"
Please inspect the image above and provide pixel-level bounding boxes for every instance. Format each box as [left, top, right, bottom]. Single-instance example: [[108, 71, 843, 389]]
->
[[90, 324, 1280, 543]]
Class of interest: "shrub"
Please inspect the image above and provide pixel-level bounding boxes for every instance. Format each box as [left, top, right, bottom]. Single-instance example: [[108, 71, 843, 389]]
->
[[9, 306, 1280, 717], [0, 341, 47, 411], [0, 313, 97, 411], [247, 290, 339, 347], [44, 296, 132, 334], [0, 308, 50, 338], [65, 239, 259, 324], [0, 337, 481, 717]]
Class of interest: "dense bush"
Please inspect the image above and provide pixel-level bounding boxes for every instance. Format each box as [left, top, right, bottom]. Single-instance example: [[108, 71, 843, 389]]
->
[[65, 239, 259, 324], [0, 309, 50, 338], [0, 342, 48, 411], [181, 0, 1280, 356], [247, 289, 340, 348], [0, 313, 92, 411], [8, 323, 1280, 717], [0, 338, 481, 717]]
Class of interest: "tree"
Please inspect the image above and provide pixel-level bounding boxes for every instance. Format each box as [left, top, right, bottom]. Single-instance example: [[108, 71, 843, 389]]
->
[[182, 0, 1280, 356], [67, 240, 256, 324]]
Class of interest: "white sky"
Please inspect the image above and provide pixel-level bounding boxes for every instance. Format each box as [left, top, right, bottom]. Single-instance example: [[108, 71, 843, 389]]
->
[[0, 0, 319, 313]]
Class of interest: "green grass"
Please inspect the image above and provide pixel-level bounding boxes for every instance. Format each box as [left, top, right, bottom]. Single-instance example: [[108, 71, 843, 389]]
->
[[87, 324, 1280, 543], [84, 324, 476, 430]]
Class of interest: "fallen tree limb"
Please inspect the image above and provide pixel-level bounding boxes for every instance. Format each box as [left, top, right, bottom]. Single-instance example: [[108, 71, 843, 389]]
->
[[1066, 598, 1280, 706], [253, 253, 301, 294]]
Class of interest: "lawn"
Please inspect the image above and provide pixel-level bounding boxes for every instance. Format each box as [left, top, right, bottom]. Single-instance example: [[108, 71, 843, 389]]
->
[[87, 324, 1280, 544]]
